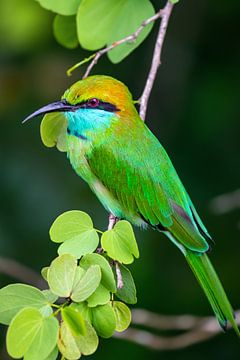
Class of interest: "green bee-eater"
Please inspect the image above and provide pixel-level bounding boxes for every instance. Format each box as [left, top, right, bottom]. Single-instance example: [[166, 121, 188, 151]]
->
[[24, 75, 239, 334]]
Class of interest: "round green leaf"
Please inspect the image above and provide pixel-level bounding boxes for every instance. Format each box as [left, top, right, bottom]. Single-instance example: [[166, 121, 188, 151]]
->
[[86, 283, 110, 307], [53, 15, 78, 49], [77, 0, 155, 62], [58, 320, 98, 359], [101, 220, 139, 264], [70, 302, 92, 323], [7, 308, 58, 360], [91, 303, 116, 338], [40, 113, 67, 152], [42, 289, 58, 304], [61, 307, 86, 337], [41, 266, 49, 282], [36, 0, 82, 15], [58, 322, 81, 360], [48, 254, 77, 297], [107, 0, 155, 63], [71, 265, 101, 302], [113, 301, 131, 332], [80, 253, 116, 292], [76, 320, 99, 355], [43, 346, 58, 360], [50, 210, 99, 258], [115, 264, 137, 304], [0, 284, 48, 325]]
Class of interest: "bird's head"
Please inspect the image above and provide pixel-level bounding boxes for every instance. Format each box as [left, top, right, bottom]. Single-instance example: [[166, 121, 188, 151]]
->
[[23, 75, 138, 129]]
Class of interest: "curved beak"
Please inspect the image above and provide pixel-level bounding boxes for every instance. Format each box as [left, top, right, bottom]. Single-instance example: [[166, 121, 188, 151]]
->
[[22, 100, 74, 123]]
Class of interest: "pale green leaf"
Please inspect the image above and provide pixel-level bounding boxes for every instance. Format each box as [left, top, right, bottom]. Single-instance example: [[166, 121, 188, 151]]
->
[[50, 210, 99, 258], [75, 320, 98, 355], [71, 265, 101, 302], [108, 0, 155, 63], [41, 266, 49, 282], [58, 320, 98, 358], [0, 284, 48, 325], [40, 113, 67, 152], [80, 253, 116, 292], [113, 301, 131, 332], [101, 220, 139, 264], [43, 346, 58, 360], [91, 303, 116, 338], [77, 0, 155, 63], [36, 0, 82, 15], [53, 15, 78, 49], [61, 307, 86, 337], [115, 264, 137, 304], [7, 308, 58, 360], [42, 289, 58, 304], [48, 254, 77, 297], [57, 229, 99, 258], [86, 283, 110, 307], [58, 322, 81, 360]]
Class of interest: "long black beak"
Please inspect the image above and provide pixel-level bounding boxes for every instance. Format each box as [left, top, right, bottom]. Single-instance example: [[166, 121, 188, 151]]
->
[[22, 100, 74, 123]]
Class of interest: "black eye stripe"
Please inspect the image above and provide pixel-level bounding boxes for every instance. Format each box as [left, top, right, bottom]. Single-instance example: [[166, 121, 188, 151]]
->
[[85, 99, 119, 112]]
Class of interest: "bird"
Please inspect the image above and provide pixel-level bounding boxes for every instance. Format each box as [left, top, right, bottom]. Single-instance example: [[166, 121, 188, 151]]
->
[[23, 75, 239, 335]]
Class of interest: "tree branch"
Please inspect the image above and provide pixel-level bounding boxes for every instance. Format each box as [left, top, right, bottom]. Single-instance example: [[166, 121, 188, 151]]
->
[[114, 309, 240, 350], [139, 1, 174, 120]]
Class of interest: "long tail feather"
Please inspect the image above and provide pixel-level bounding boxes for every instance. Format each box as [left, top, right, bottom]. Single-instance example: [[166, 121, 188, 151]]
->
[[185, 250, 239, 335]]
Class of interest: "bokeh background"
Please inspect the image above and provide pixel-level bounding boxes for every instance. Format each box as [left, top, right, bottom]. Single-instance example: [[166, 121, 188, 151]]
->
[[0, 0, 239, 359]]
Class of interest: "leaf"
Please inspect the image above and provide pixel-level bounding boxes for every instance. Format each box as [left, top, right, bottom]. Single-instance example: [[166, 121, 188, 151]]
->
[[91, 303, 116, 338], [80, 253, 116, 292], [41, 266, 49, 282], [77, 0, 155, 63], [42, 289, 58, 304], [113, 301, 131, 332], [48, 254, 77, 297], [0, 284, 48, 325], [76, 320, 99, 355], [7, 308, 58, 360], [58, 320, 98, 358], [71, 265, 101, 302], [40, 113, 67, 152], [70, 302, 92, 323], [61, 307, 86, 337], [101, 220, 139, 264], [53, 15, 78, 49], [58, 321, 81, 360], [86, 283, 110, 307], [43, 346, 58, 360], [36, 0, 82, 16], [115, 264, 137, 304], [50, 210, 99, 258]]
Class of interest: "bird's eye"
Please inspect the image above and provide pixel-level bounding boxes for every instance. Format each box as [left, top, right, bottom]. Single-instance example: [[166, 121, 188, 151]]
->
[[87, 98, 99, 108]]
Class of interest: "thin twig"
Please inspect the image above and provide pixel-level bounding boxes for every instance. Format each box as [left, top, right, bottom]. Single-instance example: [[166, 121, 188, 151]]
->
[[82, 12, 164, 79], [139, 1, 174, 120]]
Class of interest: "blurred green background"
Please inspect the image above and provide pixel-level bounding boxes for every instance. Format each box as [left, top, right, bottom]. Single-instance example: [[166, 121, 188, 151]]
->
[[0, 0, 239, 358]]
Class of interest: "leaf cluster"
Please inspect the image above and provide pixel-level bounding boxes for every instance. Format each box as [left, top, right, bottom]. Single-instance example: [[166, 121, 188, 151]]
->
[[36, 0, 155, 63], [0, 210, 139, 359]]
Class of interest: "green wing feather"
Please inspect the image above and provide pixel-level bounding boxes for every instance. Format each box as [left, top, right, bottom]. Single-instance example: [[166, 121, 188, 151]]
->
[[87, 119, 210, 253]]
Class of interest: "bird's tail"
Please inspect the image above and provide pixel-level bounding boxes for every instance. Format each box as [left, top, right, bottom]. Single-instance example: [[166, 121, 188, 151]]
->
[[185, 250, 239, 335]]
